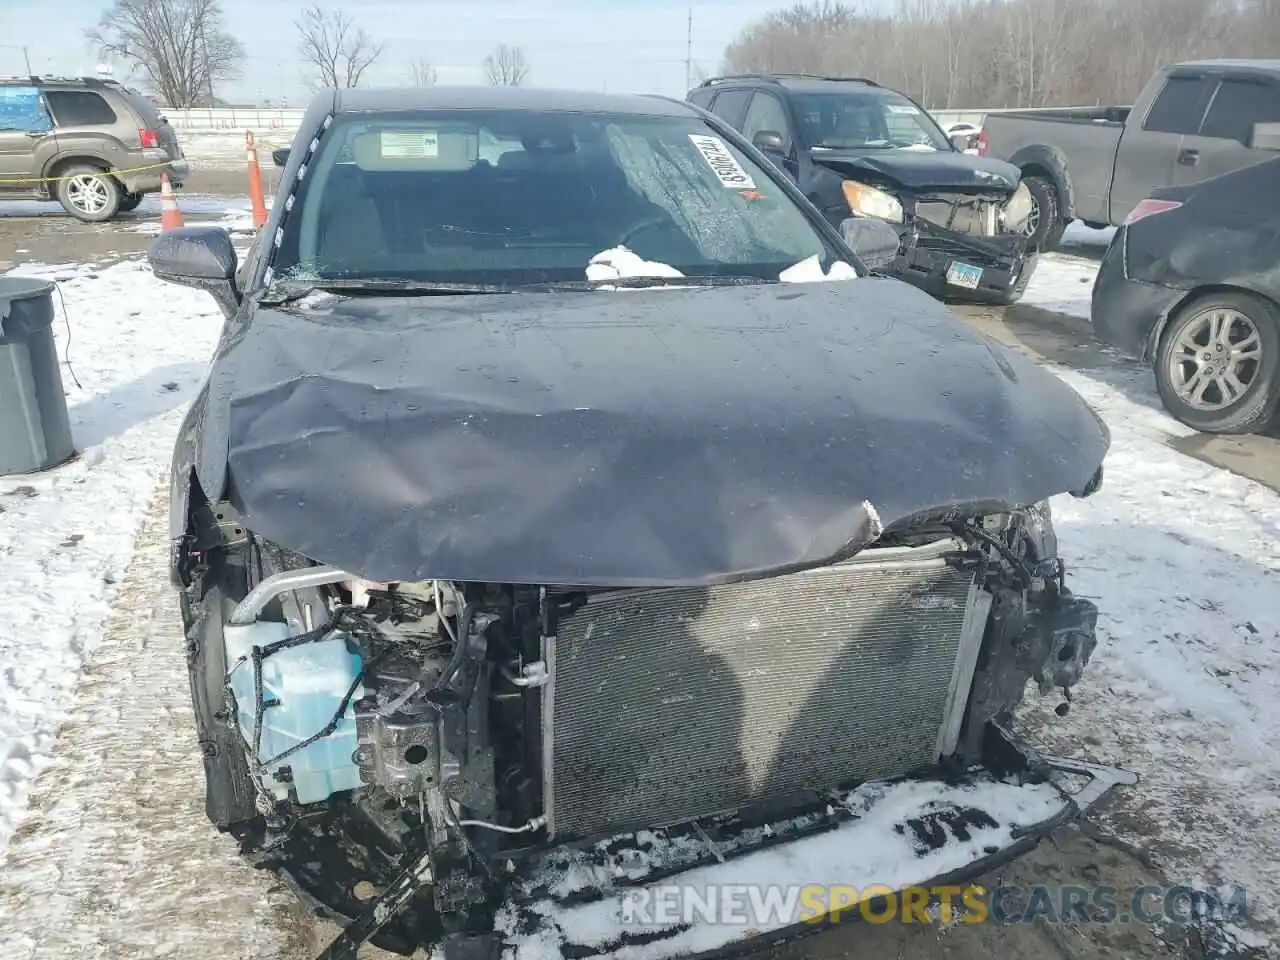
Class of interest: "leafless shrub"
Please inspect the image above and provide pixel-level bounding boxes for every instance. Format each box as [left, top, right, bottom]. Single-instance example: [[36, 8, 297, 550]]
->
[[409, 57, 438, 87], [483, 44, 530, 86], [295, 5, 384, 89]]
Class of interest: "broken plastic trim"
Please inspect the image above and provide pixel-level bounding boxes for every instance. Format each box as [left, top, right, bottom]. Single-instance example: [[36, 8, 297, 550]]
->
[[310, 729, 1137, 960]]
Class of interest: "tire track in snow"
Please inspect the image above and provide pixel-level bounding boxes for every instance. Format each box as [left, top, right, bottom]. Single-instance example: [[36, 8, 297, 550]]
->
[[0, 478, 311, 960]]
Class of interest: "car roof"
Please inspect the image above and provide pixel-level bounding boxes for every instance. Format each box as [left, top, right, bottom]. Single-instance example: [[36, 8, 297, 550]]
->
[[330, 86, 698, 118], [696, 75, 898, 95], [1, 75, 122, 90], [1172, 58, 1280, 76]]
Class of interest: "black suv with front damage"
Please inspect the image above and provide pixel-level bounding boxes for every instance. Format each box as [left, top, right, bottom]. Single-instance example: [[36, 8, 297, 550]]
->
[[148, 86, 1128, 960], [689, 74, 1037, 304]]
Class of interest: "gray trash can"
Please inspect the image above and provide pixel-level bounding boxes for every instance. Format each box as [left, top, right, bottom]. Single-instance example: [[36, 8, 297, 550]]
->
[[1, 277, 76, 476]]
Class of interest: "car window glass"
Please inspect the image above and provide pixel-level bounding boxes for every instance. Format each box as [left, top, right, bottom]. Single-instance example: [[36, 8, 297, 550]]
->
[[1143, 76, 1212, 135], [791, 92, 949, 150], [686, 87, 715, 109], [742, 93, 788, 148], [709, 90, 751, 127], [0, 87, 53, 134], [743, 93, 792, 149], [44, 91, 118, 127], [274, 110, 839, 286], [1200, 79, 1280, 143]]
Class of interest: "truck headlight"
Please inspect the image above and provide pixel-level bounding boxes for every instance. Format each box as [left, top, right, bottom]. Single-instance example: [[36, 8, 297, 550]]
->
[[1001, 182, 1034, 232], [842, 181, 904, 223]]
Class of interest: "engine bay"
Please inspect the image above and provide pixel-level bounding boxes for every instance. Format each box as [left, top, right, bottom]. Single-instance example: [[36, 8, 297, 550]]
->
[[179, 502, 1102, 956]]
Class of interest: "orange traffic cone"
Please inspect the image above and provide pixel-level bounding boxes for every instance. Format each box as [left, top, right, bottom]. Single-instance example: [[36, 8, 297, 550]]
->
[[159, 172, 185, 232], [245, 131, 268, 228]]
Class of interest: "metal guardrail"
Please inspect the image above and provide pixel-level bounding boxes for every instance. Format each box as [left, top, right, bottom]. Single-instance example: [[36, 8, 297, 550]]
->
[[161, 104, 1098, 136], [165, 107, 307, 132]]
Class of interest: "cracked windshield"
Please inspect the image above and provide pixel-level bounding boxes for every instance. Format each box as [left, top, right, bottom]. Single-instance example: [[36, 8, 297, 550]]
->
[[1, 1, 1278, 960]]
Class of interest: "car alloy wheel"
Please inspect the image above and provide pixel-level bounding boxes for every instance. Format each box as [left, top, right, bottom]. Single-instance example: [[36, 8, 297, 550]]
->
[[1154, 291, 1280, 435], [1022, 194, 1040, 239], [1166, 306, 1261, 412], [66, 174, 113, 216]]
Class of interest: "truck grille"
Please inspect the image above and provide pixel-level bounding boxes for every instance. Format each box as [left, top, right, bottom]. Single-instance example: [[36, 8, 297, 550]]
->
[[541, 538, 991, 840]]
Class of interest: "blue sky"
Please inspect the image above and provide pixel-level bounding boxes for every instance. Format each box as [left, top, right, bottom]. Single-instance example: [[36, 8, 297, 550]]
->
[[0, 0, 793, 103]]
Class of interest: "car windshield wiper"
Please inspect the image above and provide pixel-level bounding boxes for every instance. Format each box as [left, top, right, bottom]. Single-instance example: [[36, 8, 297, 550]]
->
[[259, 278, 515, 306]]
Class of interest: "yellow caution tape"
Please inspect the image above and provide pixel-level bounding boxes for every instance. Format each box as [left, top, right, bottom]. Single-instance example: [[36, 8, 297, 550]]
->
[[0, 161, 181, 186]]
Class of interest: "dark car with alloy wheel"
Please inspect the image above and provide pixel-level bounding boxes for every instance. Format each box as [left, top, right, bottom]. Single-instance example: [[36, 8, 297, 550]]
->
[[0, 75, 188, 221], [1091, 153, 1280, 434]]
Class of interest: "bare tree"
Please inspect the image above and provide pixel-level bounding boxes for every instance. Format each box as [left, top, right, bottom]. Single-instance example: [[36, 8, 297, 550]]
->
[[409, 57, 438, 87], [295, 5, 384, 89], [86, 0, 244, 107], [722, 0, 1266, 110], [483, 44, 530, 86]]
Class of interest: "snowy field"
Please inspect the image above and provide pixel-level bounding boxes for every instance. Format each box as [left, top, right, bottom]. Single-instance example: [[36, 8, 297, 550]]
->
[[0, 237, 1278, 954], [180, 130, 297, 170]]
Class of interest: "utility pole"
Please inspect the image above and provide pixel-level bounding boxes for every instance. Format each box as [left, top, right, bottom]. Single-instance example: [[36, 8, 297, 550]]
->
[[684, 6, 692, 90], [22, 45, 33, 75]]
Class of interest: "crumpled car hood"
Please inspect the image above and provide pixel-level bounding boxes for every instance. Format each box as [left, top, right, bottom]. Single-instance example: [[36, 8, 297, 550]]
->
[[811, 149, 1022, 192], [189, 277, 1108, 586]]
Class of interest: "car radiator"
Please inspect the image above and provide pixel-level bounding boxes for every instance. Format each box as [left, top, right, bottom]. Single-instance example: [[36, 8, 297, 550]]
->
[[915, 196, 1001, 236], [541, 537, 992, 841]]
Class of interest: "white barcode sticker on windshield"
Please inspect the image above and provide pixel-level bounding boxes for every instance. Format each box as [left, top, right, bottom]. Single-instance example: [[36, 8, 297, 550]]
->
[[380, 130, 439, 158], [885, 103, 921, 115], [689, 134, 756, 189]]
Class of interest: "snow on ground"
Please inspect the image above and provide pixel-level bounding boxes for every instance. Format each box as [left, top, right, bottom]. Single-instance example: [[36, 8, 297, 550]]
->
[[1017, 253, 1280, 944], [0, 492, 314, 960], [503, 777, 1068, 960], [0, 259, 224, 854], [1019, 224, 1114, 316], [180, 130, 296, 169], [1058, 220, 1117, 252], [0, 241, 1277, 951]]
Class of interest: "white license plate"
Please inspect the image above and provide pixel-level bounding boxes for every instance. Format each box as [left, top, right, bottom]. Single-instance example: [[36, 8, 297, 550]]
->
[[946, 261, 983, 290]]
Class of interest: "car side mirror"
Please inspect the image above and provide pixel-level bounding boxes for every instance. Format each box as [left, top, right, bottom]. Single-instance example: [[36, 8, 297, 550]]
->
[[1248, 122, 1280, 152], [148, 226, 242, 318], [752, 130, 787, 155], [950, 133, 971, 152], [272, 148, 291, 167], [839, 217, 901, 271]]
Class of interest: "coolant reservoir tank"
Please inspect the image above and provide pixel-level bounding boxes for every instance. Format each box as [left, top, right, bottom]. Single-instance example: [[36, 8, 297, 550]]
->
[[223, 620, 365, 804]]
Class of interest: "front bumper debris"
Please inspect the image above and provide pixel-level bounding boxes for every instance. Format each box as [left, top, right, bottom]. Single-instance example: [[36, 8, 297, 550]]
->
[[891, 219, 1032, 303], [313, 726, 1137, 960]]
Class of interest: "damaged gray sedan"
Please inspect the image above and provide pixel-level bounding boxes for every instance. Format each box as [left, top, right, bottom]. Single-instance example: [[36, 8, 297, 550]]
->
[[148, 87, 1129, 960]]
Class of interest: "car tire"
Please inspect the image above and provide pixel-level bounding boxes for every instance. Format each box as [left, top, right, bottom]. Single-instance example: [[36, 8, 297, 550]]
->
[[1154, 291, 1280, 434], [118, 192, 144, 212], [1021, 175, 1066, 252], [55, 164, 123, 222], [184, 574, 259, 830]]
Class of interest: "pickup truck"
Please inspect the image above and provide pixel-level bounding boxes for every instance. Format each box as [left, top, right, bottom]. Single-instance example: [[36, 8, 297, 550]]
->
[[978, 59, 1280, 250]]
